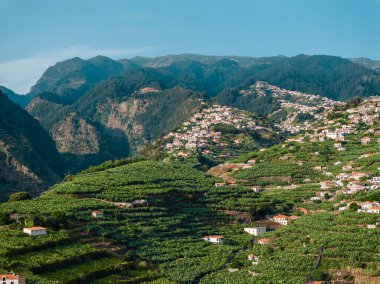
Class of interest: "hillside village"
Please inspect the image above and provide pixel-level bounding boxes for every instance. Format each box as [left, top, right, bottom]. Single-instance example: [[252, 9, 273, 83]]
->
[[225, 96, 380, 213], [162, 104, 275, 159], [240, 81, 345, 133]]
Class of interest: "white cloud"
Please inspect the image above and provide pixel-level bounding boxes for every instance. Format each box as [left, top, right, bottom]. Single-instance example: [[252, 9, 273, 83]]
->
[[0, 46, 156, 94]]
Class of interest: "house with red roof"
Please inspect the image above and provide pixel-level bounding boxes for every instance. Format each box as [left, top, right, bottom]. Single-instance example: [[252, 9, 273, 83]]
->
[[92, 210, 104, 218], [202, 235, 225, 244], [1, 273, 26, 284], [23, 227, 47, 236], [257, 238, 272, 245]]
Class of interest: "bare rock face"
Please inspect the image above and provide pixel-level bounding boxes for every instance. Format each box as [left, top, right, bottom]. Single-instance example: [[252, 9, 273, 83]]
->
[[51, 113, 99, 155]]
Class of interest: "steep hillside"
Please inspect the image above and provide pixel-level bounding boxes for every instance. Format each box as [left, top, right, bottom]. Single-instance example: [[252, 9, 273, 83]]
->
[[30, 56, 124, 104], [236, 55, 380, 101], [350, 58, 380, 73], [155, 103, 281, 165], [1, 96, 379, 283], [0, 91, 65, 201], [0, 86, 32, 107], [22, 54, 380, 171], [27, 78, 203, 170], [216, 81, 344, 133]]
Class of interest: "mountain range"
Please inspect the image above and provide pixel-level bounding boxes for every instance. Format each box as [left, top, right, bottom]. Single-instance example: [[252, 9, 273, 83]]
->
[[1, 53, 380, 200]]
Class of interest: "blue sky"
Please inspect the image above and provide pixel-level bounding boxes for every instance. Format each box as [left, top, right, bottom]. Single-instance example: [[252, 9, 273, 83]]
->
[[1, 0, 380, 93]]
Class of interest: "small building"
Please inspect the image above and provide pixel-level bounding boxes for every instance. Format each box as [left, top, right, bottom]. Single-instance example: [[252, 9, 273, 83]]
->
[[367, 224, 377, 229], [132, 199, 148, 207], [0, 273, 26, 284], [202, 235, 225, 244], [214, 182, 226, 187], [247, 254, 259, 265], [361, 136, 371, 145], [244, 227, 266, 236], [342, 165, 352, 171], [251, 186, 263, 193], [273, 214, 289, 226], [350, 172, 368, 181], [247, 159, 256, 166], [371, 176, 380, 184], [92, 210, 104, 218], [369, 206, 380, 214], [320, 181, 338, 189], [257, 238, 272, 245], [23, 227, 47, 236]]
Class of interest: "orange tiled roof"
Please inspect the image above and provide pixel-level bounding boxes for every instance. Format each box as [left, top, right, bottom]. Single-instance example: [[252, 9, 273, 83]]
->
[[273, 214, 288, 219], [24, 226, 46, 231], [0, 274, 19, 280], [203, 235, 225, 239]]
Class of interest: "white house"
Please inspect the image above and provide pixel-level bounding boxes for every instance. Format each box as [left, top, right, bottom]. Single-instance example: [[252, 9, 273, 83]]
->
[[92, 210, 104, 218], [371, 176, 380, 184], [23, 227, 47, 236], [361, 136, 371, 145], [247, 159, 256, 166], [251, 186, 263, 193], [202, 235, 225, 244], [244, 227, 266, 236], [369, 206, 380, 214], [0, 273, 26, 284], [247, 254, 259, 265], [273, 214, 289, 226]]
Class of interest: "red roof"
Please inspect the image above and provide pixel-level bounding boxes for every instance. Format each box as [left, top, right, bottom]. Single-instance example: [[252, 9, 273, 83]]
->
[[273, 214, 288, 219], [258, 238, 272, 244], [203, 235, 225, 239], [0, 274, 19, 280], [92, 210, 103, 214], [372, 206, 380, 210], [24, 226, 46, 231]]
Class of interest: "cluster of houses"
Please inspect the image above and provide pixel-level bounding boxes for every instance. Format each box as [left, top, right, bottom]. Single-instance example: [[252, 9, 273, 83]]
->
[[310, 172, 380, 202], [238, 81, 343, 134], [163, 105, 262, 156], [338, 201, 380, 213], [347, 97, 380, 124]]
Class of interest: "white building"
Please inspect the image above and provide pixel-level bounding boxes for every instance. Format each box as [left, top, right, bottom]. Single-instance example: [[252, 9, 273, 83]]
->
[[23, 227, 47, 236], [273, 214, 289, 226], [251, 187, 263, 193], [371, 177, 380, 184], [0, 273, 26, 284], [202, 235, 225, 244], [369, 206, 380, 214], [244, 227, 266, 236], [92, 210, 104, 218]]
